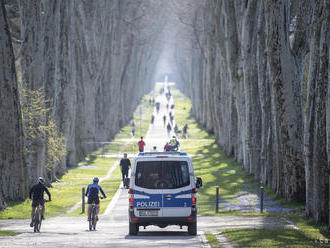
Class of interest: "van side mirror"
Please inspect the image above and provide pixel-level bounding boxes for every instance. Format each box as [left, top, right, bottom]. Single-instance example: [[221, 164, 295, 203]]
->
[[196, 177, 203, 188]]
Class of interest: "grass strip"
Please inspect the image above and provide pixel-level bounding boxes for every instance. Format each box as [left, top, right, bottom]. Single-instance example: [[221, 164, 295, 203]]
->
[[221, 228, 329, 248], [205, 232, 219, 248], [0, 230, 20, 236]]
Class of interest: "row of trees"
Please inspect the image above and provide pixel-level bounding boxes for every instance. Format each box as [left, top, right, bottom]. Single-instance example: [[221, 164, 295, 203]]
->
[[172, 0, 330, 225], [0, 0, 166, 209]]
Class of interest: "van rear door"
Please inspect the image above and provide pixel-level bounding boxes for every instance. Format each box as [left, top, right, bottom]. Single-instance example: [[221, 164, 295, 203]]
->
[[161, 161, 192, 217], [134, 161, 164, 217]]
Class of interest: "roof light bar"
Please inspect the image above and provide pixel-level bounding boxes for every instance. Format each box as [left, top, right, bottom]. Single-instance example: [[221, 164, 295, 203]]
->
[[138, 152, 187, 156]]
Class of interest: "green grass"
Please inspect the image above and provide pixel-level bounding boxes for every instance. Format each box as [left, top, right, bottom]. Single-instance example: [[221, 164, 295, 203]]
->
[[221, 228, 330, 248], [0, 157, 118, 219], [0, 90, 154, 219], [0, 230, 20, 236], [205, 232, 219, 248]]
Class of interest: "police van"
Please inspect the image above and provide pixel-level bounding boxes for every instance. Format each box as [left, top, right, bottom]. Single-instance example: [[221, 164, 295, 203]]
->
[[128, 152, 202, 235]]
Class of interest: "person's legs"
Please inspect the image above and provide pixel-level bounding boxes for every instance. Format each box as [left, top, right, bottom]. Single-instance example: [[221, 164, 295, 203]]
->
[[121, 170, 125, 183], [41, 204, 45, 219], [31, 206, 36, 220], [30, 205, 36, 226], [96, 204, 100, 215], [95, 204, 100, 221], [88, 204, 92, 220]]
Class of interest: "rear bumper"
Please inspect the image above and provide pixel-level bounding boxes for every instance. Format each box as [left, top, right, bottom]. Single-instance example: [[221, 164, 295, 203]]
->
[[129, 209, 197, 226]]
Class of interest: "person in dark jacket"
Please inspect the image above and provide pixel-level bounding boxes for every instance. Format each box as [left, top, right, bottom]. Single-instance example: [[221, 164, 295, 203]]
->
[[29, 177, 51, 227], [120, 153, 131, 187], [85, 177, 107, 221]]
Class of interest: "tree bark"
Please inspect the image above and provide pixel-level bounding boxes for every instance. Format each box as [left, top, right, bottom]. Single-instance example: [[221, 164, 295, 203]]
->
[[0, 1, 27, 205]]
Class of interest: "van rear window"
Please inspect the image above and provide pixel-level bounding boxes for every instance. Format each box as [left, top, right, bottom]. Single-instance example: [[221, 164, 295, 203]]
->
[[135, 161, 190, 189]]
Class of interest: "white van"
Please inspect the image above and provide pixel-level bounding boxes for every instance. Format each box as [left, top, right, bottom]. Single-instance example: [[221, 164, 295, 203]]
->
[[128, 152, 202, 235]]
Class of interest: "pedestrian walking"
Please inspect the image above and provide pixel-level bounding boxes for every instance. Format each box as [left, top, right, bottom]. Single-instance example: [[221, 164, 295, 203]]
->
[[163, 115, 166, 126], [131, 121, 135, 137], [138, 136, 146, 152], [182, 124, 188, 138], [120, 153, 131, 188], [166, 123, 172, 137]]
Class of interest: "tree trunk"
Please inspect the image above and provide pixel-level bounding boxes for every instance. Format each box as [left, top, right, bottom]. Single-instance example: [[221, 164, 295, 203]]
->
[[0, 1, 27, 204]]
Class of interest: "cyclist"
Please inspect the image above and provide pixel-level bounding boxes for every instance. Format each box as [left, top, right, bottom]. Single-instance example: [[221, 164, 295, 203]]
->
[[85, 177, 107, 221], [29, 177, 51, 227], [169, 136, 180, 151], [120, 153, 131, 188]]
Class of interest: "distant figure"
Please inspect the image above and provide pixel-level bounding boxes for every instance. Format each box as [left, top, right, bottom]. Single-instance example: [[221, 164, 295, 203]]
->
[[182, 124, 188, 138], [120, 153, 131, 187], [166, 103, 169, 111], [156, 102, 160, 113], [169, 136, 180, 151], [131, 121, 135, 137], [166, 123, 172, 137], [164, 142, 171, 152], [152, 146, 157, 152], [174, 124, 178, 136], [151, 114, 155, 125], [170, 114, 174, 125], [171, 104, 175, 110], [138, 137, 146, 152], [163, 115, 166, 126]]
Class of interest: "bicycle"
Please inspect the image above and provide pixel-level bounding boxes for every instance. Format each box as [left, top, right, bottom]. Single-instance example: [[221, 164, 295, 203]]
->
[[88, 197, 104, 231], [32, 200, 49, 233]]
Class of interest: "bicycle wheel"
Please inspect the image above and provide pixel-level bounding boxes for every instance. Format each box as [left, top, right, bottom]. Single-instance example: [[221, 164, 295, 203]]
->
[[34, 207, 41, 232]]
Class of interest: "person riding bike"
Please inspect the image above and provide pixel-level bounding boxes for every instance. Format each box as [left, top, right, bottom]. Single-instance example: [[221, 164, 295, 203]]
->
[[29, 177, 51, 227], [85, 177, 107, 221], [169, 136, 180, 151]]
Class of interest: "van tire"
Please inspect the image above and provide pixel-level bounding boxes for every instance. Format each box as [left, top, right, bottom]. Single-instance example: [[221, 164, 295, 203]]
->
[[188, 222, 197, 236], [129, 222, 139, 235]]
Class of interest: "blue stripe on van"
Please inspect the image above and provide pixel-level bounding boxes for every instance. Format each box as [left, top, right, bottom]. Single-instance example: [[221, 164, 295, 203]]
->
[[163, 198, 192, 207], [133, 189, 192, 208]]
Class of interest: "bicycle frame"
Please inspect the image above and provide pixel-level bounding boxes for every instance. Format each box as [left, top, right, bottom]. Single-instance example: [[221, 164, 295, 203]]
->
[[33, 204, 42, 232], [89, 203, 97, 231]]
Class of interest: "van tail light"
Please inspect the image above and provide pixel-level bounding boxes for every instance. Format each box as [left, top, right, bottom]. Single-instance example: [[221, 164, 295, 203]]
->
[[129, 189, 134, 210], [191, 188, 196, 209]]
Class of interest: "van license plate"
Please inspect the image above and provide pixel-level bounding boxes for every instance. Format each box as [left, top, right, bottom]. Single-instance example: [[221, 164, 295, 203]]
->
[[139, 210, 158, 217]]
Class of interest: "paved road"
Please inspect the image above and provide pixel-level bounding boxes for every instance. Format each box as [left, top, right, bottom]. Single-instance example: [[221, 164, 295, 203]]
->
[[0, 87, 295, 247], [0, 186, 207, 248]]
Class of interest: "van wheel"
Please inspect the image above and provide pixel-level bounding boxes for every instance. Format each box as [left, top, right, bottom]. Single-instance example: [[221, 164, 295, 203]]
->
[[129, 222, 139, 235], [188, 222, 197, 236]]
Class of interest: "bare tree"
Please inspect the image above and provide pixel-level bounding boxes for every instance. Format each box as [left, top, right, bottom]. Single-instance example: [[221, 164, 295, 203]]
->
[[0, 1, 27, 208]]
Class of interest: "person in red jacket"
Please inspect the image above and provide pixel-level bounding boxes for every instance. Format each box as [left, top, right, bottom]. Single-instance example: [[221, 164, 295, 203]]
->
[[138, 137, 146, 152]]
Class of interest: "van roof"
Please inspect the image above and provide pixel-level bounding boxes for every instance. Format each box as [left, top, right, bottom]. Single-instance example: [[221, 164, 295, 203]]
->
[[137, 151, 188, 157]]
